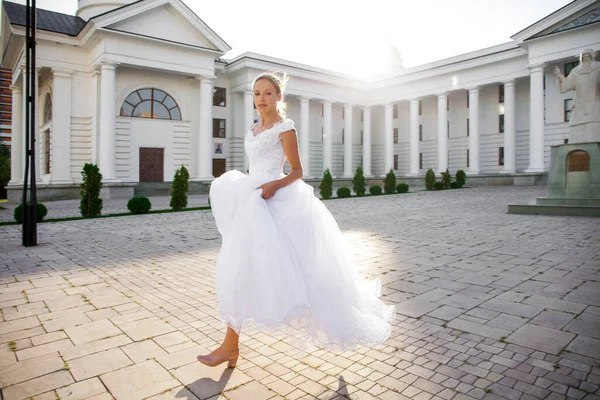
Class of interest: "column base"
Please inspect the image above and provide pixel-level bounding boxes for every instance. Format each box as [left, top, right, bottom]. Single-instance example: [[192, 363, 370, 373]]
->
[[50, 179, 75, 185], [501, 168, 516, 174], [191, 176, 215, 182], [525, 167, 545, 173], [468, 170, 480, 175], [406, 172, 420, 177]]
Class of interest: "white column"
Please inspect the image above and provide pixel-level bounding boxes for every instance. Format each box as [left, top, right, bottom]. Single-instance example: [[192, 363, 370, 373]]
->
[[502, 80, 516, 174], [99, 62, 118, 181], [384, 103, 393, 173], [437, 93, 448, 173], [21, 67, 41, 183], [343, 104, 353, 177], [362, 107, 372, 177], [409, 99, 420, 176], [50, 69, 73, 184], [468, 88, 480, 175], [9, 85, 23, 184], [91, 69, 100, 164], [198, 77, 214, 180], [243, 89, 253, 173], [526, 64, 545, 172], [300, 97, 310, 177], [323, 100, 332, 173]]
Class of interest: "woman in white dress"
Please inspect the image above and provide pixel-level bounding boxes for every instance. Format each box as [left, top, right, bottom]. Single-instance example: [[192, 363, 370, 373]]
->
[[196, 72, 395, 368]]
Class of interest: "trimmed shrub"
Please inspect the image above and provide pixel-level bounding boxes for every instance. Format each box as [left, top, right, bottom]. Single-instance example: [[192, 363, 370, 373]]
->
[[319, 169, 333, 200], [369, 185, 383, 195], [425, 168, 436, 190], [14, 202, 47, 223], [396, 183, 409, 193], [450, 182, 460, 189], [80, 163, 103, 217], [441, 169, 452, 189], [127, 196, 152, 214], [170, 165, 190, 211], [337, 187, 351, 198], [383, 169, 397, 194], [456, 169, 466, 186], [434, 182, 444, 190], [351, 167, 366, 196]]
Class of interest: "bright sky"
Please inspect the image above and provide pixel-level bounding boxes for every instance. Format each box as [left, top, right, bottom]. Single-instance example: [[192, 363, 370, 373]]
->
[[6, 0, 573, 77]]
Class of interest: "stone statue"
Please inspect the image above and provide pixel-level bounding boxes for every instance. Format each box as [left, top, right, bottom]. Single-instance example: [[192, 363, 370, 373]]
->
[[554, 49, 600, 143]]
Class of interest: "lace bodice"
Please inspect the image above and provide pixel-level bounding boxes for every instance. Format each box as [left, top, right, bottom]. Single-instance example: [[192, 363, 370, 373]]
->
[[245, 118, 297, 176]]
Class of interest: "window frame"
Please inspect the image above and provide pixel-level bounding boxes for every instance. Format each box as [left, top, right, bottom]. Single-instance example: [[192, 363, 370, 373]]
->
[[120, 88, 182, 121], [499, 147, 504, 166], [213, 87, 226, 107], [212, 118, 226, 138], [564, 99, 573, 122]]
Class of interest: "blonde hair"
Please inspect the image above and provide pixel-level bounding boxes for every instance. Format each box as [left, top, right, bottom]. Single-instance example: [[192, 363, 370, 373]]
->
[[252, 72, 288, 118]]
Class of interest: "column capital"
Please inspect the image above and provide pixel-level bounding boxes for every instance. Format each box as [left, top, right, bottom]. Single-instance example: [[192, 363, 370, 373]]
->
[[466, 87, 479, 93], [52, 68, 74, 78], [528, 63, 546, 73], [362, 106, 371, 112], [197, 75, 216, 84], [384, 103, 394, 110], [501, 79, 516, 87], [343, 103, 355, 109], [300, 97, 311, 103], [9, 85, 22, 93], [99, 61, 119, 71], [436, 93, 448, 98], [322, 99, 332, 106], [408, 98, 420, 104]]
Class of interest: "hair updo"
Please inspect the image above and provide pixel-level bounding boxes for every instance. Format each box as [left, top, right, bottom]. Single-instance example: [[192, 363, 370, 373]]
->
[[252, 71, 288, 118]]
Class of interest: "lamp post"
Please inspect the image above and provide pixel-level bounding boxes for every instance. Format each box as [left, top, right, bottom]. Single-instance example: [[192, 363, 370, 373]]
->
[[22, 0, 37, 246]]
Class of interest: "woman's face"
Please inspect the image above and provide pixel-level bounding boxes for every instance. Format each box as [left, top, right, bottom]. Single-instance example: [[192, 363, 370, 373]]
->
[[254, 78, 281, 115]]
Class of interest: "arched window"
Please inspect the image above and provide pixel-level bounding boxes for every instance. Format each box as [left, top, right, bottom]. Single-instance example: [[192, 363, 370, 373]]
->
[[120, 88, 182, 120], [43, 94, 52, 123]]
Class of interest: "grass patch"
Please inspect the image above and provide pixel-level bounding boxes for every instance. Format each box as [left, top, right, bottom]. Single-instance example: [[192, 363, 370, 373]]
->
[[8, 341, 16, 352], [0, 206, 212, 226]]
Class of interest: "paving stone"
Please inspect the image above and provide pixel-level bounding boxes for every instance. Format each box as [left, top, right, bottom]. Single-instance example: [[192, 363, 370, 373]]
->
[[447, 318, 511, 340], [56, 378, 107, 400], [0, 317, 40, 335], [68, 348, 133, 381], [506, 324, 575, 355], [395, 298, 440, 318], [566, 336, 600, 359], [487, 314, 528, 331], [428, 306, 464, 321], [530, 310, 575, 330], [480, 299, 543, 318], [1, 370, 74, 400], [65, 319, 122, 345], [116, 317, 176, 341], [0, 352, 64, 387], [100, 359, 179, 400], [564, 319, 600, 339]]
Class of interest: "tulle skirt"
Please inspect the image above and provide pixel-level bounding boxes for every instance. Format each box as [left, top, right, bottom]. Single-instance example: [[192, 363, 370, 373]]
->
[[209, 170, 395, 351]]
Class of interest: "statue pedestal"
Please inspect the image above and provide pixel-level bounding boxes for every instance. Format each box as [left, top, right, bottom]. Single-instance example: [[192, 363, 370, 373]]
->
[[508, 142, 600, 217]]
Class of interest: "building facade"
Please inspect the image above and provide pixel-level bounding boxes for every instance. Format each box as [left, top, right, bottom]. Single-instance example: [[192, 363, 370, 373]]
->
[[1, 0, 599, 200]]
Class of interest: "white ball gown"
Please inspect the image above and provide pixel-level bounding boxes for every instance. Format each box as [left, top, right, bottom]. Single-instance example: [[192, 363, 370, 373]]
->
[[209, 118, 395, 351]]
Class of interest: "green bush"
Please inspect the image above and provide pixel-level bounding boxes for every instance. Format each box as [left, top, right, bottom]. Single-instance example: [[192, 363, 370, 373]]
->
[[0, 138, 9, 186], [337, 187, 351, 198], [425, 168, 436, 190], [170, 165, 190, 211], [127, 196, 152, 214], [434, 182, 444, 190], [450, 182, 460, 189], [369, 185, 383, 195], [383, 169, 396, 194], [80, 163, 103, 217], [396, 183, 409, 193], [351, 167, 366, 196], [319, 169, 333, 200], [441, 169, 452, 189], [456, 169, 466, 186], [14, 202, 47, 223]]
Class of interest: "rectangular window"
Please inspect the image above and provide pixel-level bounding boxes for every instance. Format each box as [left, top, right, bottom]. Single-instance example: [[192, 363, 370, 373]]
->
[[499, 114, 505, 133], [419, 100, 422, 116], [212, 118, 226, 138], [467, 92, 469, 108], [393, 128, 398, 144], [44, 130, 50, 174], [321, 104, 324, 117], [321, 126, 324, 142], [467, 118, 470, 137], [212, 87, 226, 107], [564, 139, 569, 144], [342, 108, 345, 120], [565, 61, 579, 76], [394, 154, 398, 170], [342, 128, 344, 144], [361, 130, 363, 145], [447, 96, 450, 111], [393, 104, 398, 119], [419, 125, 423, 141], [467, 149, 470, 168], [361, 110, 363, 122], [564, 99, 573, 122], [419, 153, 423, 170], [499, 84, 505, 103], [499, 147, 504, 166], [447, 121, 450, 138]]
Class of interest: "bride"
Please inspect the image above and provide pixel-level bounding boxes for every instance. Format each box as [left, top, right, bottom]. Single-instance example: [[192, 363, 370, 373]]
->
[[196, 72, 395, 368]]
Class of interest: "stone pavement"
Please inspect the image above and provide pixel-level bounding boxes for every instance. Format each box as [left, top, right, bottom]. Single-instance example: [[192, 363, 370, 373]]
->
[[0, 186, 599, 400]]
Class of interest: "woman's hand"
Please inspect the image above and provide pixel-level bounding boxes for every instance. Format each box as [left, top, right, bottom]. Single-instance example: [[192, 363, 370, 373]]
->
[[258, 180, 281, 199]]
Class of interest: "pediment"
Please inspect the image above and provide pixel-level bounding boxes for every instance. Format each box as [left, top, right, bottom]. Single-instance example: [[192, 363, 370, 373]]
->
[[512, 0, 600, 43], [94, 0, 230, 53]]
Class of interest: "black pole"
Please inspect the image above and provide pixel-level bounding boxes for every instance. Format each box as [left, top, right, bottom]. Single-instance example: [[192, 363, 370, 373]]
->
[[22, 0, 37, 246]]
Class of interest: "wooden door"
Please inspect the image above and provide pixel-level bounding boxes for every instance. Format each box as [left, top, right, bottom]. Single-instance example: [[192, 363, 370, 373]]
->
[[213, 159, 226, 178], [139, 148, 164, 182]]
